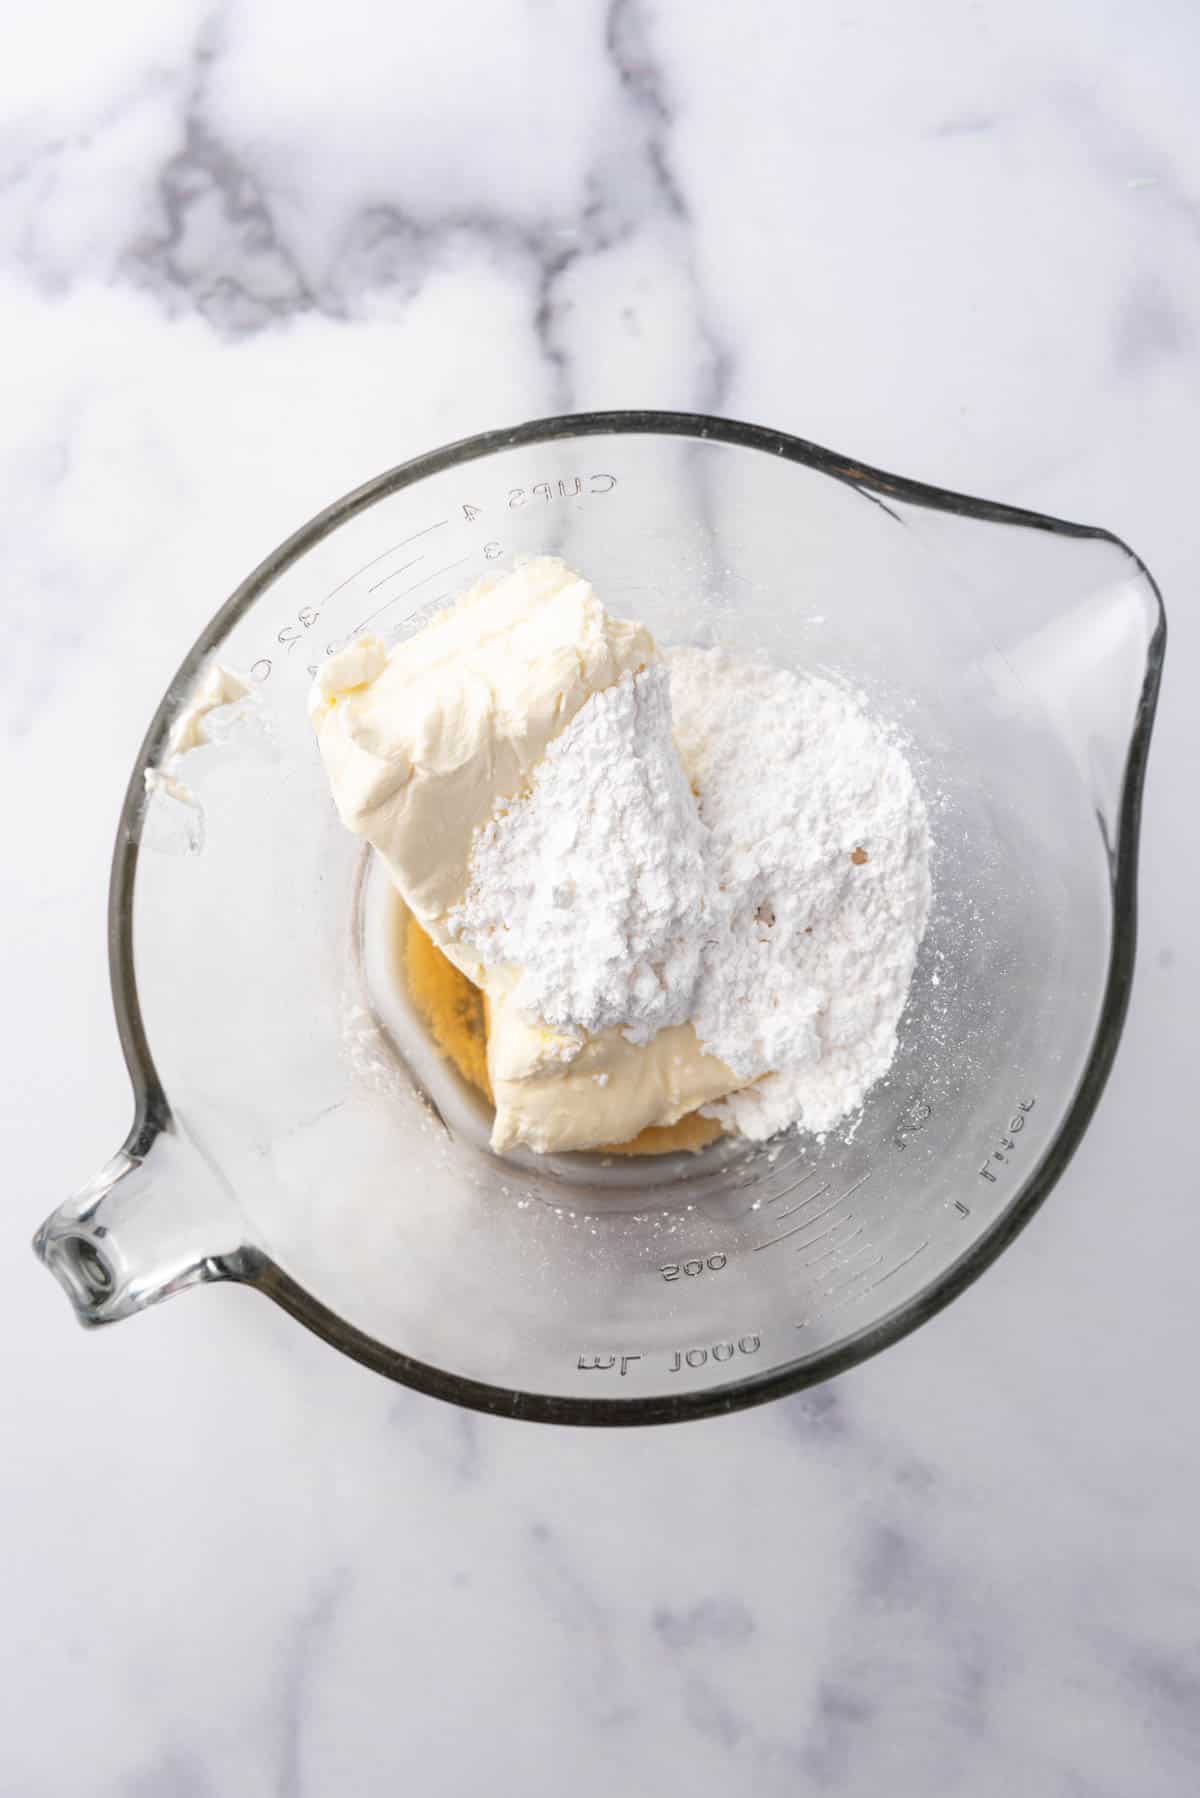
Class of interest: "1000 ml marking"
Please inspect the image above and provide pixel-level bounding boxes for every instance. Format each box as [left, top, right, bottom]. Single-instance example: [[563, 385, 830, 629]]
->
[[577, 1335, 760, 1377], [669, 1336, 760, 1372]]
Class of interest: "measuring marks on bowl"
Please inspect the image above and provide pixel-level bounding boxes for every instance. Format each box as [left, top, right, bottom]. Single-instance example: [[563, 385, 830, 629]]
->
[[249, 470, 623, 689], [248, 517, 488, 687], [747, 1159, 930, 1334], [751, 1165, 869, 1252]]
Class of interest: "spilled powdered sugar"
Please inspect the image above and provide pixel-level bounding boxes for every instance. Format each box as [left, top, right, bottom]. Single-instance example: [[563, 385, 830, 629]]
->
[[449, 647, 930, 1139]]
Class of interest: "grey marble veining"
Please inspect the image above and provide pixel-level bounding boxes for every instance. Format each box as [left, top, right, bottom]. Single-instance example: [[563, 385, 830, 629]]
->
[[4, 2, 1200, 1794]]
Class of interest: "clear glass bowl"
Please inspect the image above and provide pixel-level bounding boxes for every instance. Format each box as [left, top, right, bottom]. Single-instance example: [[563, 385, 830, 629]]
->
[[33, 413, 1166, 1424]]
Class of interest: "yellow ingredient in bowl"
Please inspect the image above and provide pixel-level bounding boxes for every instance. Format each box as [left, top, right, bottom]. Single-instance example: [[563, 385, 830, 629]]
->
[[399, 906, 722, 1157], [600, 1110, 724, 1157], [402, 909, 492, 1098]]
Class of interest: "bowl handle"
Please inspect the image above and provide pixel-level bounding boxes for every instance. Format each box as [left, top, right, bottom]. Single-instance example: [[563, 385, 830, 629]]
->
[[32, 1121, 247, 1327]]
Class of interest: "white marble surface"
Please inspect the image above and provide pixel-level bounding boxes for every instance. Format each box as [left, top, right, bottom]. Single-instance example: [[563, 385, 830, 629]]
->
[[4, 2, 1199, 1792]]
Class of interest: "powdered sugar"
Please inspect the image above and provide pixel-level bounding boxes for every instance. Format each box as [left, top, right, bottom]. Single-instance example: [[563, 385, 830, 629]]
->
[[450, 644, 931, 1141], [448, 664, 711, 1045], [670, 648, 930, 1138]]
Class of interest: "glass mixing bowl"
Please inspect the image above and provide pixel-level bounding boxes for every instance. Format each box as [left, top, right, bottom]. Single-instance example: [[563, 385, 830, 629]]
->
[[34, 413, 1165, 1424]]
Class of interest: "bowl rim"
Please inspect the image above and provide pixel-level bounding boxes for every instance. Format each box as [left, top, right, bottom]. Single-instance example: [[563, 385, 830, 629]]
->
[[108, 409, 1167, 1425]]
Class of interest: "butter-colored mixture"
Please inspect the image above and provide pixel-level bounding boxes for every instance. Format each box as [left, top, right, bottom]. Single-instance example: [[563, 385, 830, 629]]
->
[[398, 902, 722, 1157], [312, 558, 740, 1153]]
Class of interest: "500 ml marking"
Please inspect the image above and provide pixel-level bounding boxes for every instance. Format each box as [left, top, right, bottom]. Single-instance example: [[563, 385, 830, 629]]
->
[[660, 1253, 726, 1281], [576, 1334, 760, 1377]]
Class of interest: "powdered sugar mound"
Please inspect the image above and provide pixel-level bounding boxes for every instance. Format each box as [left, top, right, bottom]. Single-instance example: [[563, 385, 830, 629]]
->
[[450, 643, 930, 1142], [449, 665, 712, 1045], [669, 647, 930, 1139]]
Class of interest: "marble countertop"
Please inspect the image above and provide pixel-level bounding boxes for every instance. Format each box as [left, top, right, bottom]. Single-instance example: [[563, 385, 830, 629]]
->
[[4, 3, 1199, 1793]]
